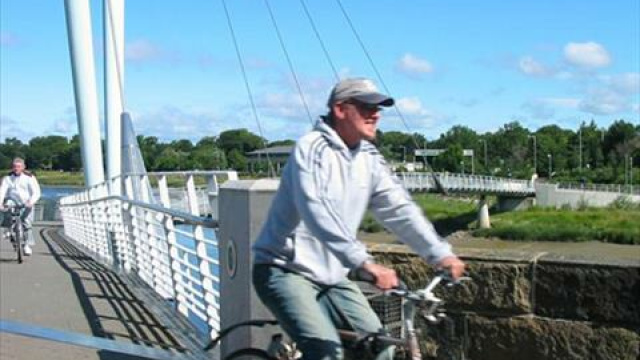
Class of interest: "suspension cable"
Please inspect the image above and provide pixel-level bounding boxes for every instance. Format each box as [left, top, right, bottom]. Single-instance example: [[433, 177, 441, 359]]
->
[[334, 0, 446, 194], [298, 0, 340, 82], [105, 0, 126, 110], [263, 0, 314, 126], [220, 0, 275, 177]]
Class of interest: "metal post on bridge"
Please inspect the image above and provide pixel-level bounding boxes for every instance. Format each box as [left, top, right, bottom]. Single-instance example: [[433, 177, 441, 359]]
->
[[218, 179, 282, 357]]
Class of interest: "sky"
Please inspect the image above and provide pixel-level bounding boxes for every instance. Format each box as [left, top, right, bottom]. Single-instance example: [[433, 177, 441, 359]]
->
[[1, 1, 639, 143]]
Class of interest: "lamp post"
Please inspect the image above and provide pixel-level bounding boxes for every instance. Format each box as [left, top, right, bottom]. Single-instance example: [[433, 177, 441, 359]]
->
[[461, 160, 465, 175], [630, 155, 636, 187], [529, 135, 537, 174], [547, 153, 553, 178], [575, 126, 584, 171], [479, 139, 488, 171]]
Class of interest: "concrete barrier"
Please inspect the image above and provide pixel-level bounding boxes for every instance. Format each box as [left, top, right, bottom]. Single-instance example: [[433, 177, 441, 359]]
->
[[536, 183, 640, 209]]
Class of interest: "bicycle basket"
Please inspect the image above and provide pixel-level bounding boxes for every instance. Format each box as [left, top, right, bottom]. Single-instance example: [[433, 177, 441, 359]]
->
[[357, 282, 404, 338]]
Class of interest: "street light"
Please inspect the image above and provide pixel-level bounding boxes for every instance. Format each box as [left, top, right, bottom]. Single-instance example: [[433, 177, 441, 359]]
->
[[460, 160, 465, 175], [528, 135, 537, 174], [547, 153, 553, 178], [479, 139, 488, 170], [631, 156, 634, 187], [578, 127, 583, 171]]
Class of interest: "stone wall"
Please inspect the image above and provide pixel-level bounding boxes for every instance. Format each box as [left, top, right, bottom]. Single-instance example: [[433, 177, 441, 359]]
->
[[370, 244, 640, 360]]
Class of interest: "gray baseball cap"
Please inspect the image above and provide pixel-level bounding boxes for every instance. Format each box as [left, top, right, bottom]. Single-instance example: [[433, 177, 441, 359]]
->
[[328, 78, 395, 107]]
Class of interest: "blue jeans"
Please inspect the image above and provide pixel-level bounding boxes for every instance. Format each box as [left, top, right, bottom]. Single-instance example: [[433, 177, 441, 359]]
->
[[252, 264, 394, 360]]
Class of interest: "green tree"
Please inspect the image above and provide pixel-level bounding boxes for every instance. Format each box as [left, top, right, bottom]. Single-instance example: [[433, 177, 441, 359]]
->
[[227, 149, 247, 171], [217, 129, 265, 154], [27, 136, 69, 170], [268, 139, 295, 147], [154, 148, 182, 170], [437, 144, 464, 172]]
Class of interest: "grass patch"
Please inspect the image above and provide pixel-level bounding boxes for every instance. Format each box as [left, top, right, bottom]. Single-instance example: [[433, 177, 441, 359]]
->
[[360, 194, 480, 235], [359, 193, 640, 245], [34, 170, 85, 186], [472, 206, 640, 245]]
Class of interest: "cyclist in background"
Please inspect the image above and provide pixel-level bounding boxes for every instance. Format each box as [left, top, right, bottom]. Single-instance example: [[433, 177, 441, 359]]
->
[[252, 78, 465, 360], [0, 157, 41, 256]]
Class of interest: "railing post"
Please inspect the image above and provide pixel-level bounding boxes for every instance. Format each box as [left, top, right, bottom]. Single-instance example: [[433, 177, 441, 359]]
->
[[207, 174, 220, 220]]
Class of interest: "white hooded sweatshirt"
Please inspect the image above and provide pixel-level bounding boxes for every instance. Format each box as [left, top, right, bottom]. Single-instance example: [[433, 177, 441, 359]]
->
[[0, 171, 41, 206], [253, 119, 453, 285]]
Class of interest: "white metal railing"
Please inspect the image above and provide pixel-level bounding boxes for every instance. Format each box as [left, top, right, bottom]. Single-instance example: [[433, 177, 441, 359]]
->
[[58, 170, 237, 339], [397, 172, 535, 195], [558, 182, 639, 195]]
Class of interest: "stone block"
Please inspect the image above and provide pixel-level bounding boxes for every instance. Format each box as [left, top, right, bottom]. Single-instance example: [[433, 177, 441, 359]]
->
[[373, 252, 533, 314], [534, 262, 640, 324], [462, 315, 639, 360]]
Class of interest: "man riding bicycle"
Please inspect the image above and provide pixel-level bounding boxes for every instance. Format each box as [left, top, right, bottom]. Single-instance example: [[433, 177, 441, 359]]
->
[[0, 157, 41, 256], [252, 78, 465, 360]]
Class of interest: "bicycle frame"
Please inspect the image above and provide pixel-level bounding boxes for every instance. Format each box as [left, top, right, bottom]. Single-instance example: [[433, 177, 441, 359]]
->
[[338, 270, 468, 360], [3, 204, 26, 263]]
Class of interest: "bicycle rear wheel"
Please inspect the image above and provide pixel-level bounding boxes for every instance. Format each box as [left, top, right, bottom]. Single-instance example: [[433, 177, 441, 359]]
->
[[224, 348, 273, 360]]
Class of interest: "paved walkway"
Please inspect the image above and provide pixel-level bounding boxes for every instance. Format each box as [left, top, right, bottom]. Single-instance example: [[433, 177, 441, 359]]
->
[[0, 226, 187, 360]]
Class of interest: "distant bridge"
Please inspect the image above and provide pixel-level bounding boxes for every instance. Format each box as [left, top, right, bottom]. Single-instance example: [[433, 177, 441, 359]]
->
[[397, 172, 536, 196]]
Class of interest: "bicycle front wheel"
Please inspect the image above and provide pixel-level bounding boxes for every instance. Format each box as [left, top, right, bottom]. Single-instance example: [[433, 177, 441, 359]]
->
[[224, 348, 273, 360], [14, 227, 23, 264]]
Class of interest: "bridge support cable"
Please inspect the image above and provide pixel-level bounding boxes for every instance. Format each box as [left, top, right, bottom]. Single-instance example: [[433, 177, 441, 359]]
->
[[263, 0, 315, 126], [219, 0, 276, 177], [334, 0, 447, 194], [298, 0, 341, 82], [104, 0, 125, 195]]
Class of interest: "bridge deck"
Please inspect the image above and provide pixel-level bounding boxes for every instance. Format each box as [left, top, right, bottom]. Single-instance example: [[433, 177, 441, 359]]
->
[[0, 225, 188, 360]]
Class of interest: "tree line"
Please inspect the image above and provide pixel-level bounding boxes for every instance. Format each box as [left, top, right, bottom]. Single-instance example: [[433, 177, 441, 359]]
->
[[1, 120, 638, 184]]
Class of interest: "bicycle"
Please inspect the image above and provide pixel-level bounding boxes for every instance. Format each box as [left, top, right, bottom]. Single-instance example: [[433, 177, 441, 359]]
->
[[2, 201, 27, 264], [204, 269, 470, 360]]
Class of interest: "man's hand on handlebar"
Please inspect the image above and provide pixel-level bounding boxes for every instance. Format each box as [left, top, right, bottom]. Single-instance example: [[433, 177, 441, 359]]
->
[[436, 256, 466, 280], [359, 262, 399, 290]]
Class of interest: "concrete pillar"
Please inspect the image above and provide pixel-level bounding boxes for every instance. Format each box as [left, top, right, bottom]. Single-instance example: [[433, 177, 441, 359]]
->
[[218, 179, 282, 357], [477, 195, 491, 229]]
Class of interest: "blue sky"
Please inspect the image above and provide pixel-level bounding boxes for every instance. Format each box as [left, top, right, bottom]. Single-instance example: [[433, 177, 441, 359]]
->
[[1, 1, 639, 143]]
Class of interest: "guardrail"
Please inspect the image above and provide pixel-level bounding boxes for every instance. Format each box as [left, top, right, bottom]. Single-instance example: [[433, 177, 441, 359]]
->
[[397, 172, 536, 195], [58, 171, 237, 340], [558, 182, 639, 195]]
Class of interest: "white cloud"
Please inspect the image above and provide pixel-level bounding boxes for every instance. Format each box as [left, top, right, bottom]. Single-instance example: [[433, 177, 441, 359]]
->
[[541, 98, 580, 108], [133, 107, 226, 141], [518, 56, 554, 77], [396, 53, 434, 78], [522, 98, 580, 120], [578, 89, 629, 115], [563, 42, 611, 68], [0, 116, 35, 141], [258, 92, 315, 120], [126, 39, 167, 63], [0, 32, 19, 47], [393, 97, 443, 129], [601, 72, 640, 95]]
